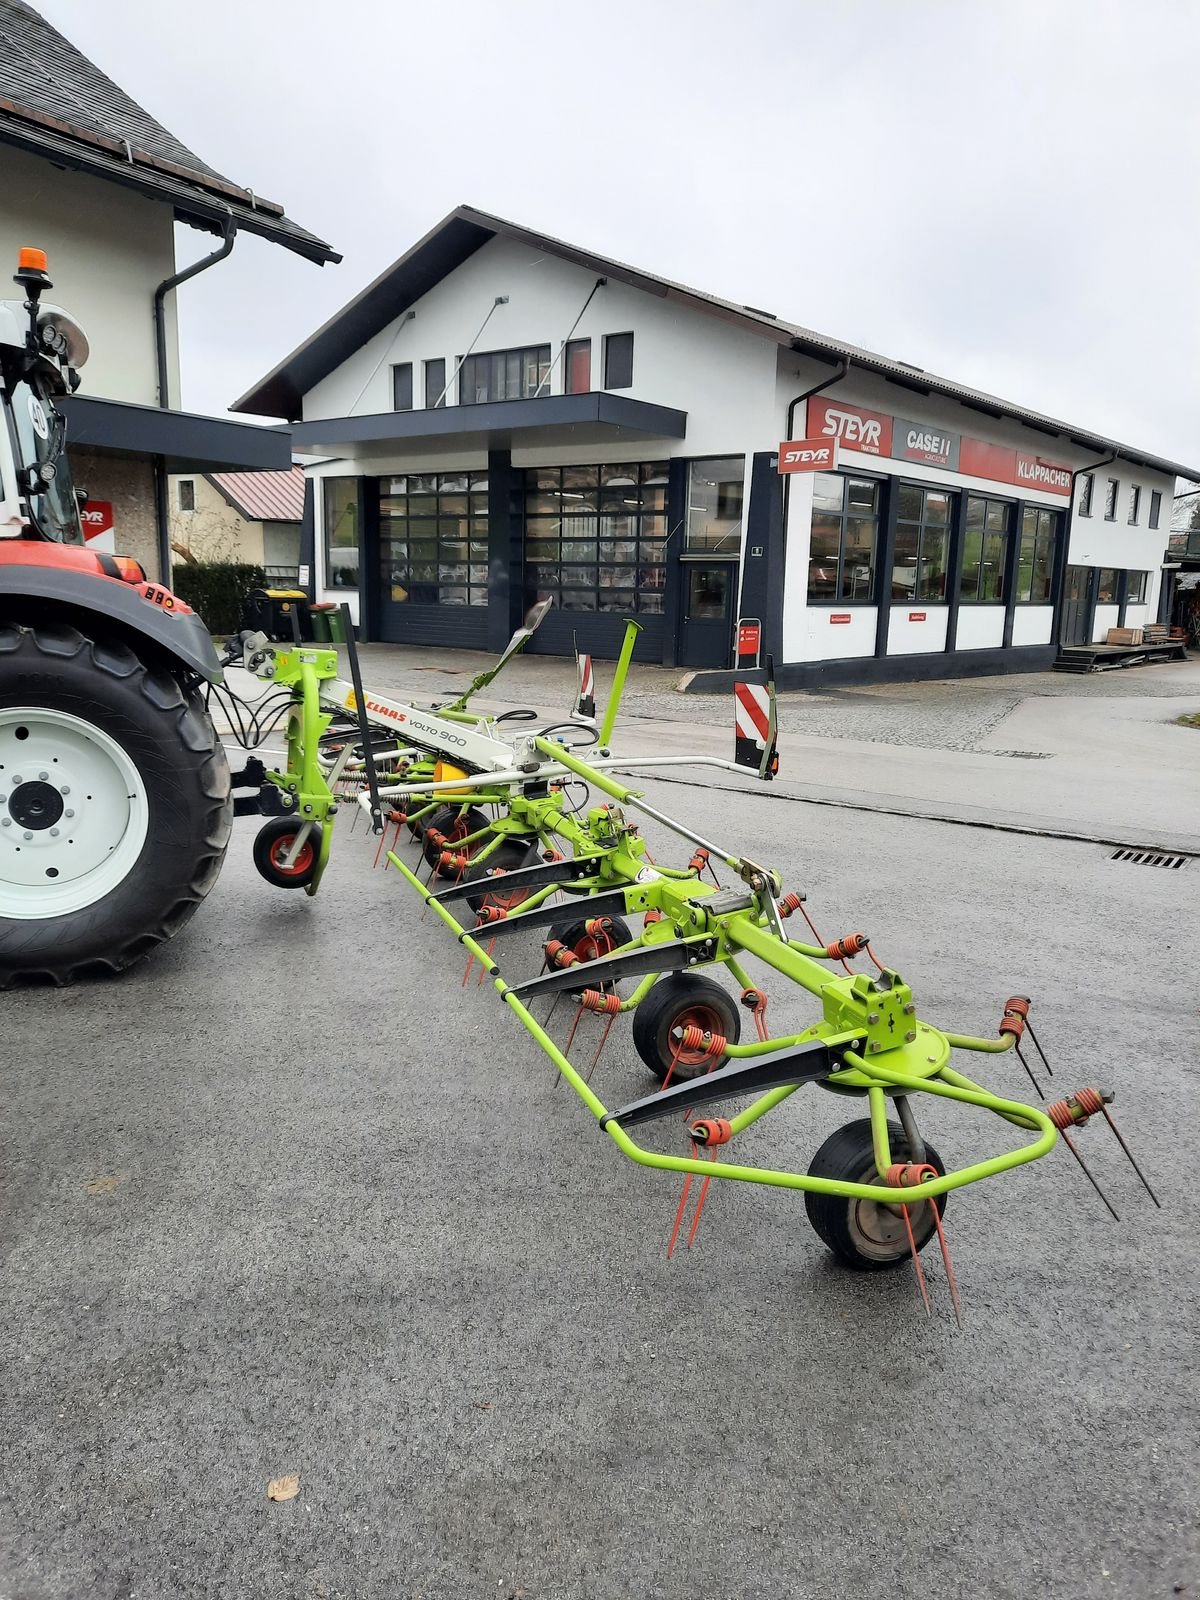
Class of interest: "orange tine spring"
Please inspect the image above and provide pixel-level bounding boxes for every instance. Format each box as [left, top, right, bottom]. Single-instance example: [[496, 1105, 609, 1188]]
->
[[799, 902, 853, 974]]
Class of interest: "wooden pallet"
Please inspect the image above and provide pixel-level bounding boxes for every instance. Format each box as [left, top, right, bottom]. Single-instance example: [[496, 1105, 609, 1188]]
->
[[1053, 640, 1190, 673]]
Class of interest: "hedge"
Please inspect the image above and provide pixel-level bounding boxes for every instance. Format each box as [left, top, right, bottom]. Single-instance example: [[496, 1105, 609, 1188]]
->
[[172, 562, 266, 635]]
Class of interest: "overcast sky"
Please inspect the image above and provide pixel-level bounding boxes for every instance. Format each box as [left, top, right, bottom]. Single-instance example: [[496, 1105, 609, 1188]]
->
[[39, 0, 1200, 468]]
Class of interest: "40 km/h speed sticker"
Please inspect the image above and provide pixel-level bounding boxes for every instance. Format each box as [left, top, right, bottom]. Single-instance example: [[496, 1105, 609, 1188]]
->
[[28, 393, 49, 440]]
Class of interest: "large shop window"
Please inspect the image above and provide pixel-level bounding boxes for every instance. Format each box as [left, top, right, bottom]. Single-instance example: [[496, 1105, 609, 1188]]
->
[[525, 462, 668, 613], [686, 457, 745, 552], [1016, 506, 1058, 603], [959, 495, 1011, 603], [808, 473, 879, 602], [460, 345, 551, 405], [893, 485, 951, 601], [378, 472, 488, 607], [322, 478, 359, 590]]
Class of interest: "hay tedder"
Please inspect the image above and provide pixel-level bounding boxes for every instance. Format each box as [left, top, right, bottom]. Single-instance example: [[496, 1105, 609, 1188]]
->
[[0, 244, 1157, 1305], [214, 609, 1159, 1314]]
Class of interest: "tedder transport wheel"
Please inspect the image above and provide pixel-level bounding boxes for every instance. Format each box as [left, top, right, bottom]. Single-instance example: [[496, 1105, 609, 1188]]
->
[[804, 1119, 947, 1271], [421, 804, 489, 873], [462, 838, 538, 915], [253, 815, 318, 890], [544, 913, 633, 993], [632, 972, 741, 1083], [0, 623, 231, 987]]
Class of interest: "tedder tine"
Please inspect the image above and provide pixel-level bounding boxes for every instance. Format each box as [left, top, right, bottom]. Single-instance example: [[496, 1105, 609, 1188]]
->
[[600, 1038, 847, 1131], [476, 888, 634, 940], [506, 939, 707, 1000], [430, 855, 600, 904]]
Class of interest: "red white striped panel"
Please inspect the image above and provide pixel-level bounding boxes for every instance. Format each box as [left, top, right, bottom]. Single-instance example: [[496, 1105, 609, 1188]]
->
[[734, 682, 770, 743]]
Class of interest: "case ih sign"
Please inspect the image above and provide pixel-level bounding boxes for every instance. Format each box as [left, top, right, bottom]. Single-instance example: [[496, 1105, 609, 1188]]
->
[[777, 438, 839, 473], [806, 396, 1072, 497]]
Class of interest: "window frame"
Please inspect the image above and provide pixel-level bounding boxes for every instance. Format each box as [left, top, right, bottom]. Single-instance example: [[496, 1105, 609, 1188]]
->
[[603, 332, 634, 390], [1104, 478, 1119, 521], [459, 343, 552, 406], [1127, 484, 1141, 525], [891, 481, 953, 603], [1149, 489, 1162, 530], [564, 338, 591, 395], [959, 493, 1013, 604], [392, 362, 413, 412], [322, 476, 360, 591], [1015, 504, 1059, 604], [1095, 567, 1119, 604], [806, 471, 883, 605], [378, 470, 489, 609], [684, 456, 747, 556], [424, 358, 447, 410], [1078, 473, 1094, 517], [177, 478, 195, 512], [1126, 569, 1149, 605], [522, 460, 669, 617]]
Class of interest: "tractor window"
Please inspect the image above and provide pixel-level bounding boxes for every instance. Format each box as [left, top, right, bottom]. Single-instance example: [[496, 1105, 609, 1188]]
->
[[9, 376, 80, 542]]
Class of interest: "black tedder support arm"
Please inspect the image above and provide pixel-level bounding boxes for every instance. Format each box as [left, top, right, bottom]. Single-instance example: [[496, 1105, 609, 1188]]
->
[[599, 1037, 853, 1131], [505, 938, 713, 999], [432, 855, 604, 903], [472, 887, 634, 941]]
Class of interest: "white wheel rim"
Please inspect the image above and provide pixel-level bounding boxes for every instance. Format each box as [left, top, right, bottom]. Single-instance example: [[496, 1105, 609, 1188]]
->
[[0, 707, 149, 920]]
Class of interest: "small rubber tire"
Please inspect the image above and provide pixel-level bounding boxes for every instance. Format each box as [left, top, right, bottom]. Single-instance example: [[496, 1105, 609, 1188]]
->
[[462, 837, 538, 914], [421, 805, 489, 872], [545, 913, 633, 993], [253, 815, 318, 889], [0, 622, 231, 987], [804, 1118, 947, 1271], [632, 973, 741, 1083]]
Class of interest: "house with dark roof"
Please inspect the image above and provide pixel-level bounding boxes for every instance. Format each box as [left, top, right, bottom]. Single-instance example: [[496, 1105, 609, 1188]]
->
[[236, 205, 1197, 684], [169, 465, 305, 580], [0, 0, 338, 579]]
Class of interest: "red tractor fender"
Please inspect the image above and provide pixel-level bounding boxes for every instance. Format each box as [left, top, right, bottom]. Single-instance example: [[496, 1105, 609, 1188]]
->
[[0, 542, 224, 683]]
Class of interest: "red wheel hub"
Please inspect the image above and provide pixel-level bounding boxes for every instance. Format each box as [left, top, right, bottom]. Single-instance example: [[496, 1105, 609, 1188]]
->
[[671, 1003, 723, 1066], [269, 833, 314, 875]]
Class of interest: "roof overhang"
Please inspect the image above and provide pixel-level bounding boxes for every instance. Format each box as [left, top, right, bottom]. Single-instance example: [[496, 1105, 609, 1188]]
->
[[61, 396, 293, 473], [288, 392, 688, 461], [0, 122, 340, 266]]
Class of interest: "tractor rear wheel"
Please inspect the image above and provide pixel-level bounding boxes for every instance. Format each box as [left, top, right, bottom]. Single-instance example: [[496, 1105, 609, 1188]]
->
[[0, 622, 231, 986]]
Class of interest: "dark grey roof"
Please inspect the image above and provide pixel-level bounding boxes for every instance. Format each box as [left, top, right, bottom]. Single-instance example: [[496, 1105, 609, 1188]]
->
[[233, 204, 1199, 480], [0, 0, 339, 266]]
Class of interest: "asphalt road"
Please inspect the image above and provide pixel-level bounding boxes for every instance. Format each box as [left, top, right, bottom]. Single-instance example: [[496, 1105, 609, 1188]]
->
[[1, 758, 1197, 1598]]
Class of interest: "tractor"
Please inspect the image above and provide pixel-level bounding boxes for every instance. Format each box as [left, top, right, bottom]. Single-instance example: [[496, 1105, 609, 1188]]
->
[[0, 248, 230, 986]]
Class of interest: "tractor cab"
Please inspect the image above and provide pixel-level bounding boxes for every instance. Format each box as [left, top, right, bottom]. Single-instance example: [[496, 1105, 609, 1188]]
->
[[0, 247, 89, 545]]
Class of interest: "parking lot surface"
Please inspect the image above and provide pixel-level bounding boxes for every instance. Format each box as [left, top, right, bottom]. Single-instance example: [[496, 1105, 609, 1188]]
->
[[2, 705, 1197, 1597]]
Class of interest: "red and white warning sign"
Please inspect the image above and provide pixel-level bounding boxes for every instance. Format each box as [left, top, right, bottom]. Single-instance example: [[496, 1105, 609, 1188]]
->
[[735, 681, 770, 745], [80, 500, 115, 553], [574, 651, 595, 721]]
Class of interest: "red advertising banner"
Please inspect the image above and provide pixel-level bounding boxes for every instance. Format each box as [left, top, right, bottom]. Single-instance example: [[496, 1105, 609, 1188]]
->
[[807, 396, 893, 457], [959, 439, 1072, 498], [777, 438, 838, 473], [80, 500, 115, 540]]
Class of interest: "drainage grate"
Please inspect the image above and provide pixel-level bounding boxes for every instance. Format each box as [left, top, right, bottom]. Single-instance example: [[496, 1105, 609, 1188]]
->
[[1111, 848, 1187, 869]]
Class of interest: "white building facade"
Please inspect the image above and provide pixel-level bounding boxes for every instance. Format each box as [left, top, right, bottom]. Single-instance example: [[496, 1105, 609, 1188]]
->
[[235, 207, 1193, 684]]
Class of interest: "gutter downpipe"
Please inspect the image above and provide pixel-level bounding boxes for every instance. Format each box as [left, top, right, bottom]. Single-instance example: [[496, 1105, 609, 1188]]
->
[[1054, 449, 1116, 646], [152, 211, 237, 581]]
